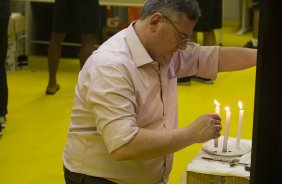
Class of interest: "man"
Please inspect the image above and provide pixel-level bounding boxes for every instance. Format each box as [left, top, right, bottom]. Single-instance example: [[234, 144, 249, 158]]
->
[[63, 0, 257, 183], [45, 0, 100, 94], [0, 0, 11, 136]]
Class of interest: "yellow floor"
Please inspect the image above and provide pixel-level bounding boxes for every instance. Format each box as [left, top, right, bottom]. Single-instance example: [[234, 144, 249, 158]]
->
[[0, 26, 255, 184]]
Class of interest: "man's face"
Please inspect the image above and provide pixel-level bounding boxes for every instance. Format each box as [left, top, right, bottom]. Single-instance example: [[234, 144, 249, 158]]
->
[[153, 13, 196, 63]]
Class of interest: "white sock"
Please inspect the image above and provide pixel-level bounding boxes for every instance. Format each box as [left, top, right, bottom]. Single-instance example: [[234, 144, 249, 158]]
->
[[0, 116, 6, 127], [251, 39, 258, 47]]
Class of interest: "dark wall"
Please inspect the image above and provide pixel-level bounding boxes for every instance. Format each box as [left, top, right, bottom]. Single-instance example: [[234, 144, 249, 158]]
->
[[251, 0, 282, 183]]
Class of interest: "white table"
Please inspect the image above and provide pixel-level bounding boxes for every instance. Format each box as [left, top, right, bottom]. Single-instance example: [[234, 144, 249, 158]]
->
[[181, 138, 251, 184]]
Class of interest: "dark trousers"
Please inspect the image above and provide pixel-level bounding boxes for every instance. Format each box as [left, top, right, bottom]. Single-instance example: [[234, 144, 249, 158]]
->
[[64, 167, 117, 184], [0, 14, 10, 117]]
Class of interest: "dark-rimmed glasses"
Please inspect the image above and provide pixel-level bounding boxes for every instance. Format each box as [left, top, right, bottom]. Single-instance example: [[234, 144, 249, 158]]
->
[[163, 15, 191, 44]]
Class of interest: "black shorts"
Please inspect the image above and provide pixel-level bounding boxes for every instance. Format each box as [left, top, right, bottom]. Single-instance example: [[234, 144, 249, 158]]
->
[[193, 0, 222, 32], [52, 0, 100, 34]]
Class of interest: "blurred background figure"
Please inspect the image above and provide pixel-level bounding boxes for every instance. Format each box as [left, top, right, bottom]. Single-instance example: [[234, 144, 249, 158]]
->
[[244, 0, 259, 49], [46, 0, 101, 95], [0, 0, 11, 137], [178, 0, 222, 85]]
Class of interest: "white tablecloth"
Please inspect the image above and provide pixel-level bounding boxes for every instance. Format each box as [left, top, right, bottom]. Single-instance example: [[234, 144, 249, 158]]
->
[[180, 138, 251, 184]]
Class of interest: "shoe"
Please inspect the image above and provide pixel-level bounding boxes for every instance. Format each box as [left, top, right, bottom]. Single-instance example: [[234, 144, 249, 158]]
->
[[0, 116, 6, 128], [46, 84, 60, 95], [0, 116, 5, 137], [243, 40, 257, 49], [177, 77, 191, 85], [191, 76, 214, 84]]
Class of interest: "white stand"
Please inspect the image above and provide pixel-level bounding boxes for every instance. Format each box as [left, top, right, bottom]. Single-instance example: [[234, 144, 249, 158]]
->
[[202, 136, 251, 157]]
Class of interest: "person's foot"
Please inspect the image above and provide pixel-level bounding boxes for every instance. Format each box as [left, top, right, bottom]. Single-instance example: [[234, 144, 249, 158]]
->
[[46, 84, 60, 95], [243, 40, 257, 49], [0, 116, 6, 128], [177, 77, 191, 85], [191, 76, 214, 84], [0, 116, 6, 137]]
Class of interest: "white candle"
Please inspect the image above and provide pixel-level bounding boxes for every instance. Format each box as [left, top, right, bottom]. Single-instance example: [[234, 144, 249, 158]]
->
[[236, 101, 244, 149], [214, 99, 220, 148], [222, 106, 231, 152]]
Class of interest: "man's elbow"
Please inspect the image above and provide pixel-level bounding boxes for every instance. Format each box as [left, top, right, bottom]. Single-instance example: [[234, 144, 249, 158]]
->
[[110, 146, 132, 161]]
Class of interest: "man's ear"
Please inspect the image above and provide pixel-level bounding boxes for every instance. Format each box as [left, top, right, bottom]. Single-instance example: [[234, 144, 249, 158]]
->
[[149, 13, 163, 29]]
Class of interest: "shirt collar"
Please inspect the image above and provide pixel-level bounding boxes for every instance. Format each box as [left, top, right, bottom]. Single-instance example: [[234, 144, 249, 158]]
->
[[125, 21, 155, 67]]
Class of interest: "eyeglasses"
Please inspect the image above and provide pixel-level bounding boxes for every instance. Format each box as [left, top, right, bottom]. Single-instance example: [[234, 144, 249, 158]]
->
[[163, 15, 191, 44]]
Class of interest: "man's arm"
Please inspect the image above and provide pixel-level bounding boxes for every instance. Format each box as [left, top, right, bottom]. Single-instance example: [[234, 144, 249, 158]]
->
[[218, 47, 257, 72], [111, 114, 221, 161]]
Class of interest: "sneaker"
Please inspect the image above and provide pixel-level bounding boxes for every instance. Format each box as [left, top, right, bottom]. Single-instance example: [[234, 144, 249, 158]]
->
[[177, 77, 191, 85], [0, 116, 6, 128], [0, 116, 6, 137], [191, 76, 214, 84]]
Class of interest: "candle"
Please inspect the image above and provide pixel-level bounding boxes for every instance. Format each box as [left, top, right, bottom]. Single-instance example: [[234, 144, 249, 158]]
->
[[222, 106, 231, 152], [236, 101, 244, 149], [214, 99, 220, 147]]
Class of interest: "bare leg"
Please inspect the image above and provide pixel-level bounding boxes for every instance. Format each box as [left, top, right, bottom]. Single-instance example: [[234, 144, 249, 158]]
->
[[243, 4, 259, 48], [253, 5, 259, 40], [203, 30, 216, 46], [46, 32, 66, 93], [251, 5, 259, 47], [78, 34, 97, 69]]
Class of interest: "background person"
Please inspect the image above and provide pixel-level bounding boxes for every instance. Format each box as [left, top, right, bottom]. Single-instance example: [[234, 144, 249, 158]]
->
[[244, 0, 259, 49], [46, 0, 101, 95], [0, 0, 11, 136]]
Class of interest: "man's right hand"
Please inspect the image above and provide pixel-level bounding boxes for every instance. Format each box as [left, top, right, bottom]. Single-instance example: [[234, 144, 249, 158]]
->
[[187, 113, 222, 143]]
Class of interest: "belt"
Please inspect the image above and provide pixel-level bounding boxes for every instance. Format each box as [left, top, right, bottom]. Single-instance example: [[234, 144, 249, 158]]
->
[[64, 167, 116, 184]]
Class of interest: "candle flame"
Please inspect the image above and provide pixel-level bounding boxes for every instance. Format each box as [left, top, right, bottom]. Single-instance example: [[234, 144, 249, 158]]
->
[[225, 106, 230, 111], [238, 101, 243, 109], [214, 99, 220, 106]]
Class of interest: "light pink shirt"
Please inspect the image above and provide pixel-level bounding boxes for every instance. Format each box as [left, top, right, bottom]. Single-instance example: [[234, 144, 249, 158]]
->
[[63, 23, 220, 184]]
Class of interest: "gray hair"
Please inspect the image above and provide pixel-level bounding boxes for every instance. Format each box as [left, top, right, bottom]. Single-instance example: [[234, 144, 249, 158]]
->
[[140, 0, 201, 21]]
